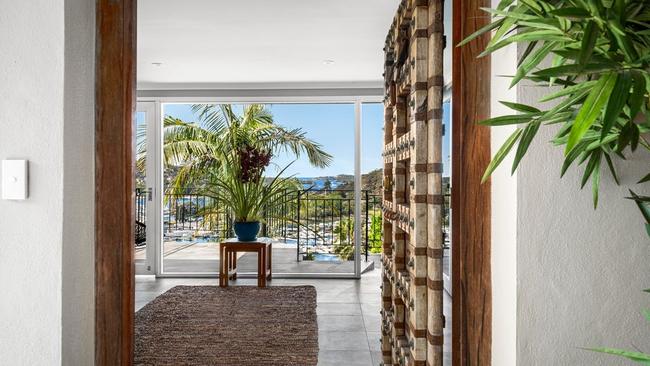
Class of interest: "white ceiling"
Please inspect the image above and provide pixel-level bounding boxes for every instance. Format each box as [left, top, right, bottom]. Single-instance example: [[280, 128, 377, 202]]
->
[[137, 0, 399, 89]]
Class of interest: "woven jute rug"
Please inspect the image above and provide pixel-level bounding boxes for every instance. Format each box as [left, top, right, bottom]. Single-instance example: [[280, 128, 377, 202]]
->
[[135, 285, 318, 366]]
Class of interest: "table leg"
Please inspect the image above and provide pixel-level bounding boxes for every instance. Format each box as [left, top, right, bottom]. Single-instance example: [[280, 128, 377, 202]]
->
[[219, 244, 226, 287], [268, 243, 272, 280], [232, 251, 237, 280], [258, 248, 265, 287]]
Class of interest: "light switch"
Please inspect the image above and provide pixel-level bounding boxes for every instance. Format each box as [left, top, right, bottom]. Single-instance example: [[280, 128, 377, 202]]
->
[[2, 160, 28, 200]]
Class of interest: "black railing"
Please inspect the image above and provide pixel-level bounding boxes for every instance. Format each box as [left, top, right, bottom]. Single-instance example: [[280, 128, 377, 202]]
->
[[135, 188, 382, 262], [135, 189, 147, 246]]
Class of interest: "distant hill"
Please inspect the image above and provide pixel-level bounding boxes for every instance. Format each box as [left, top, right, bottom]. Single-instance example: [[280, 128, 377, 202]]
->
[[362, 169, 382, 195]]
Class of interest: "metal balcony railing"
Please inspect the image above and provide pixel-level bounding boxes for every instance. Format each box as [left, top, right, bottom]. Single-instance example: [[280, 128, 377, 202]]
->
[[135, 188, 383, 262]]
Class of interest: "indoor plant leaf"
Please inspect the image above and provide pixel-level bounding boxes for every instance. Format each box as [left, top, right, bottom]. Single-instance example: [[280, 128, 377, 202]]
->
[[482, 128, 523, 183], [565, 72, 617, 155]]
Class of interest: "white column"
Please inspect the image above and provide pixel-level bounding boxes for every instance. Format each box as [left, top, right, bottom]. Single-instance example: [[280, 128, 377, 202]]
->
[[354, 100, 362, 277]]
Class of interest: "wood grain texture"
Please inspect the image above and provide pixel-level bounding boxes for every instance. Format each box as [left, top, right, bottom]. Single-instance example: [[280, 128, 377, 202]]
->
[[451, 0, 492, 364], [95, 0, 137, 365]]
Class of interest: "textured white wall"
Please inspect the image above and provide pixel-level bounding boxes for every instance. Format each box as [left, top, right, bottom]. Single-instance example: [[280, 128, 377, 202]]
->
[[0, 1, 65, 364], [488, 40, 650, 364], [516, 77, 650, 365], [0, 1, 95, 364]]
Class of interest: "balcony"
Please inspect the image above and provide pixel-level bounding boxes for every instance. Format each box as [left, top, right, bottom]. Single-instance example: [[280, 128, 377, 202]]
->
[[136, 188, 386, 275]]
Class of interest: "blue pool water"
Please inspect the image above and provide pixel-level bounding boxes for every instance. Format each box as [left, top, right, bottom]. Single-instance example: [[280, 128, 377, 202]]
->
[[312, 253, 340, 262]]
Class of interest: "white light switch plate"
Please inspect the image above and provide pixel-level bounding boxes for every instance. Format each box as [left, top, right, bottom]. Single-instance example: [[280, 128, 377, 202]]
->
[[2, 160, 28, 200]]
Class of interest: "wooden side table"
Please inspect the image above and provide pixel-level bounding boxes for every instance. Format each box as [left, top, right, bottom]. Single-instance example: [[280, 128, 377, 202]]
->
[[219, 238, 272, 287]]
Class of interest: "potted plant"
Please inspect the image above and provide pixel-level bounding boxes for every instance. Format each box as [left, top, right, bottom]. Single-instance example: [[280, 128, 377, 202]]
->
[[204, 143, 295, 242]]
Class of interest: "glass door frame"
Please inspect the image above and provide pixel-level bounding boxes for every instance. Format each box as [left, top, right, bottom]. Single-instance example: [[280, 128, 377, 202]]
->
[[135, 101, 162, 275], [138, 95, 382, 279]]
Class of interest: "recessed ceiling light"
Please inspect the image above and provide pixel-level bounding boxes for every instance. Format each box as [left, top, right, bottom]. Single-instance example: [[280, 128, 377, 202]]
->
[[151, 62, 163, 67], [322, 59, 335, 65]]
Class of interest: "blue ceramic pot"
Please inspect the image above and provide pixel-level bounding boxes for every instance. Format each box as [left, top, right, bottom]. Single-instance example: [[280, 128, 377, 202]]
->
[[234, 221, 260, 242]]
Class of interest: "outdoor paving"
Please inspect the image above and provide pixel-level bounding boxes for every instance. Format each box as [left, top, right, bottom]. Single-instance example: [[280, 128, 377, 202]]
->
[[135, 258, 452, 366], [136, 239, 374, 274]]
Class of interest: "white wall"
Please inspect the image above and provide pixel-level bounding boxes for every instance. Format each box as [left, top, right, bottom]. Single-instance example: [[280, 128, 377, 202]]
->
[[62, 0, 95, 364], [490, 40, 518, 366], [0, 1, 95, 364], [516, 75, 650, 366], [488, 39, 650, 365]]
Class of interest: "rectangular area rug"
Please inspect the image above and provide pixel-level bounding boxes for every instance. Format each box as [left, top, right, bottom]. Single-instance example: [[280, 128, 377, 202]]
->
[[135, 285, 318, 366]]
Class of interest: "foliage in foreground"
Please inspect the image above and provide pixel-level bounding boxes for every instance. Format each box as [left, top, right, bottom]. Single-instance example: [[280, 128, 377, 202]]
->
[[461, 0, 650, 208], [461, 0, 650, 362]]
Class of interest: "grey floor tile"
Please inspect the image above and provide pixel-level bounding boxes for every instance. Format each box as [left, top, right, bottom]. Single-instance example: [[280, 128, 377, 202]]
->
[[360, 302, 381, 316], [318, 315, 365, 332], [363, 314, 381, 333], [318, 350, 373, 366], [317, 291, 361, 304], [317, 303, 362, 316], [370, 351, 384, 366], [319, 331, 370, 351], [366, 331, 381, 352]]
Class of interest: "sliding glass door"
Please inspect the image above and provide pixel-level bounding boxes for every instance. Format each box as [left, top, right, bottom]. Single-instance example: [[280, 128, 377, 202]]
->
[[157, 102, 369, 277], [135, 101, 160, 275]]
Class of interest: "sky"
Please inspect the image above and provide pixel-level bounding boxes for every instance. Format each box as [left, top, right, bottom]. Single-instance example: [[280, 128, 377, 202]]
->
[[161, 102, 451, 178]]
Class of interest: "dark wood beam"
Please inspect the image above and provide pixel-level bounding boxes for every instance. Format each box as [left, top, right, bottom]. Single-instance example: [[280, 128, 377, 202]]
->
[[95, 0, 136, 365], [451, 0, 492, 364]]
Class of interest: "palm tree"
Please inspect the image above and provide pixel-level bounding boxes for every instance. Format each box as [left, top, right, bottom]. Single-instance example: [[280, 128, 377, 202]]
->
[[140, 104, 333, 193]]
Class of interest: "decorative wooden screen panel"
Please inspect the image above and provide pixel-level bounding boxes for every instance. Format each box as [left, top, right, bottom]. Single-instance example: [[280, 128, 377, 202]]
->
[[381, 0, 444, 365]]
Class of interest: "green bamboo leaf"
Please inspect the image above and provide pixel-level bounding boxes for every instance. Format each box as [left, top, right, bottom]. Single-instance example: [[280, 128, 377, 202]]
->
[[512, 121, 541, 173], [586, 133, 618, 152], [549, 53, 566, 86], [549, 8, 592, 18], [630, 72, 646, 121], [539, 81, 598, 102], [581, 150, 601, 189], [481, 30, 570, 57], [543, 111, 574, 125], [500, 101, 541, 113], [481, 7, 536, 21], [518, 41, 539, 67], [604, 154, 620, 185], [497, 0, 515, 11], [579, 21, 599, 67], [592, 155, 601, 208], [533, 63, 616, 78], [478, 114, 536, 126], [628, 190, 650, 224], [485, 6, 526, 49], [520, 0, 543, 13], [457, 18, 505, 47], [539, 88, 591, 125], [565, 72, 617, 155], [482, 128, 523, 183], [638, 172, 650, 184], [609, 20, 637, 61], [588, 348, 650, 364], [511, 41, 558, 88], [601, 72, 632, 140], [519, 19, 562, 31]]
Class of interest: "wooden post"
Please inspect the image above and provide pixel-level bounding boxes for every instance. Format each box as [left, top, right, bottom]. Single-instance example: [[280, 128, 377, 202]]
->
[[95, 0, 137, 365], [452, 0, 493, 363]]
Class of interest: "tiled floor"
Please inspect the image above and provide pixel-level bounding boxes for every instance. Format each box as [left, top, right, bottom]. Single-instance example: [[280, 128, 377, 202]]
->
[[135, 263, 451, 366]]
